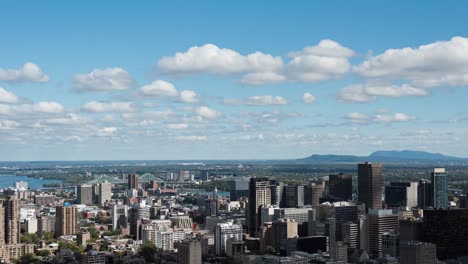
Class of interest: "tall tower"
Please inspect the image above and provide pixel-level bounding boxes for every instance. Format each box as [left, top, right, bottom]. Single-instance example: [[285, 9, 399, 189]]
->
[[55, 204, 78, 237], [368, 209, 399, 257], [431, 168, 448, 209], [128, 173, 139, 190], [329, 173, 353, 201], [77, 184, 93, 205], [358, 162, 383, 211], [0, 196, 20, 244], [248, 178, 271, 236], [417, 179, 433, 209], [98, 182, 112, 205]]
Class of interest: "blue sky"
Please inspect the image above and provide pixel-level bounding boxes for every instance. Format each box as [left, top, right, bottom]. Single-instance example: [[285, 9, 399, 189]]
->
[[1, 1, 468, 160]]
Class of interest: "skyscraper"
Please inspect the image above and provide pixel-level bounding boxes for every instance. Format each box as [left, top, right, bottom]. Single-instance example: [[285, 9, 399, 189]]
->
[[77, 184, 93, 205], [128, 173, 139, 190], [422, 208, 468, 259], [248, 177, 271, 236], [284, 185, 304, 208], [358, 162, 383, 211], [399, 241, 437, 264], [304, 180, 325, 206], [431, 168, 448, 209], [215, 221, 243, 255], [178, 240, 202, 264], [0, 196, 20, 244], [329, 173, 353, 201], [417, 179, 433, 209], [229, 178, 249, 201], [270, 180, 284, 207], [367, 209, 399, 257], [385, 182, 418, 208], [98, 181, 112, 205], [55, 204, 78, 237]]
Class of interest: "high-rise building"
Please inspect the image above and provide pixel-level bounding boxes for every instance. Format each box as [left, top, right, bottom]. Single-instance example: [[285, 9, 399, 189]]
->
[[329, 173, 353, 201], [304, 181, 325, 206], [77, 184, 93, 205], [382, 231, 399, 258], [55, 204, 77, 237], [358, 162, 383, 211], [342, 222, 358, 250], [112, 204, 128, 231], [270, 180, 284, 207], [205, 199, 218, 217], [215, 221, 243, 255], [399, 241, 437, 264], [284, 185, 305, 208], [272, 219, 298, 251], [0, 196, 20, 244], [417, 179, 433, 209], [248, 178, 271, 236], [98, 182, 112, 205], [385, 182, 418, 208], [367, 209, 399, 257], [128, 173, 139, 190], [38, 215, 56, 237], [229, 178, 249, 201], [15, 181, 28, 191], [422, 208, 468, 259], [178, 240, 202, 264], [431, 168, 448, 209], [399, 219, 423, 243]]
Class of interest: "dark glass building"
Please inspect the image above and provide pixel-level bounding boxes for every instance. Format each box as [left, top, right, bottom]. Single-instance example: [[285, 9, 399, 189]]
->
[[329, 173, 353, 201], [417, 179, 433, 209], [358, 162, 383, 211], [422, 208, 468, 259]]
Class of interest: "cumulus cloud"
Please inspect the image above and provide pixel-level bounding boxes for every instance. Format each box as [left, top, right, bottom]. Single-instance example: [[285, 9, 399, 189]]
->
[[81, 101, 136, 113], [0, 62, 49, 83], [179, 90, 200, 103], [139, 80, 200, 103], [354, 36, 468, 88], [73, 67, 135, 92], [158, 44, 283, 75], [97, 127, 117, 137], [0, 87, 19, 104], [166, 123, 189, 129], [303, 93, 316, 104], [224, 95, 288, 106], [45, 113, 88, 125], [175, 135, 207, 141], [194, 106, 220, 120], [337, 84, 428, 103], [157, 40, 354, 85], [345, 111, 416, 124], [373, 113, 416, 123]]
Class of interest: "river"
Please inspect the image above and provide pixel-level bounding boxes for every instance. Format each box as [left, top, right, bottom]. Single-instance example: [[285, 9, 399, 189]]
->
[[0, 175, 63, 190]]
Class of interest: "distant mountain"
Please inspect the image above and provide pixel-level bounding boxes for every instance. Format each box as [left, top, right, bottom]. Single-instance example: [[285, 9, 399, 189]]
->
[[299, 150, 468, 163]]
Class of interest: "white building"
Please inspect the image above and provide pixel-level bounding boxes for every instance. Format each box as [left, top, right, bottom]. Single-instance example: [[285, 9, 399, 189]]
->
[[25, 217, 38, 233], [215, 221, 243, 255], [157, 231, 174, 251], [98, 182, 112, 205]]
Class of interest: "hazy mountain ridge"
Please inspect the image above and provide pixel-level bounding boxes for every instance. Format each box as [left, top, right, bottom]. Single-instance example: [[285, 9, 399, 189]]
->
[[300, 150, 468, 163]]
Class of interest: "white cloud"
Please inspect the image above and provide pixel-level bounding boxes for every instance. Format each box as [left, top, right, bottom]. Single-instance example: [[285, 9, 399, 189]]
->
[[345, 111, 416, 124], [179, 90, 199, 103], [354, 36, 468, 88], [97, 127, 117, 136], [0, 120, 19, 130], [45, 113, 88, 125], [157, 40, 354, 85], [345, 112, 370, 123], [158, 44, 282, 75], [224, 95, 288, 106], [337, 84, 428, 103], [73, 67, 135, 92], [373, 113, 416, 123], [175, 135, 207, 141], [139, 80, 179, 97], [0, 87, 19, 103], [166, 123, 189, 129], [0, 62, 49, 83], [82, 101, 135, 113], [286, 40, 354, 82], [303, 93, 316, 104], [194, 106, 220, 119]]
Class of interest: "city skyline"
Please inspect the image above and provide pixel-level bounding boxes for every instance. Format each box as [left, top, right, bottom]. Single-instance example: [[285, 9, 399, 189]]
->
[[2, 1, 468, 160]]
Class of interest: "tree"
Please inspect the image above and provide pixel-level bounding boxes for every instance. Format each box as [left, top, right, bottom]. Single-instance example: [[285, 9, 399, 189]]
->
[[15, 253, 41, 264], [36, 249, 50, 257], [265, 245, 276, 255], [139, 241, 157, 263], [21, 233, 40, 244], [58, 241, 84, 254]]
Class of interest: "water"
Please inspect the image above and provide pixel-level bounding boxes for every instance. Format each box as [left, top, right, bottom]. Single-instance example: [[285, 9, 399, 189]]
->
[[0, 175, 63, 190]]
